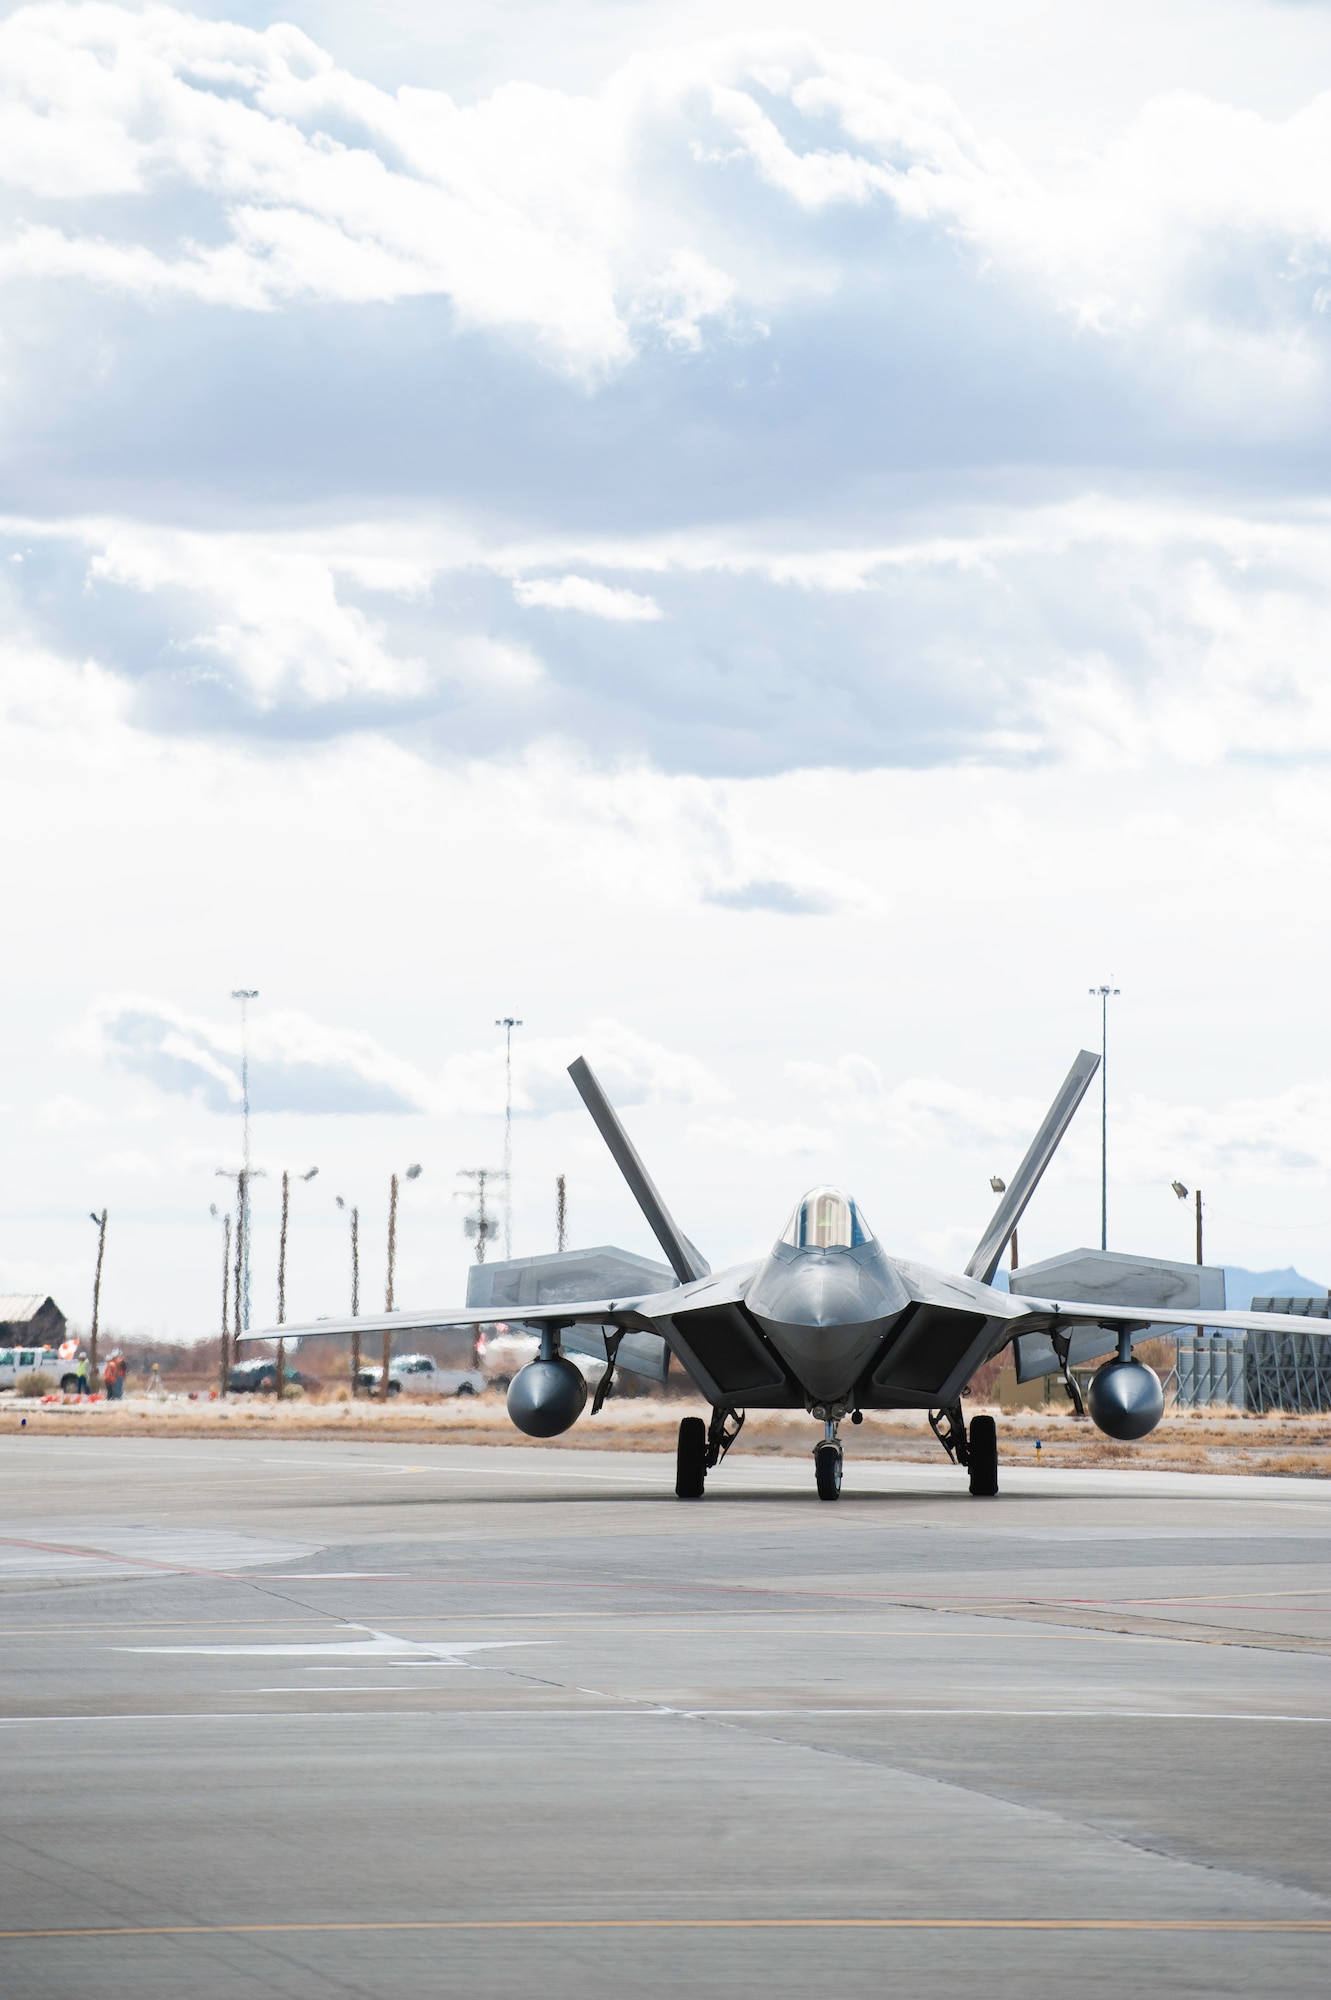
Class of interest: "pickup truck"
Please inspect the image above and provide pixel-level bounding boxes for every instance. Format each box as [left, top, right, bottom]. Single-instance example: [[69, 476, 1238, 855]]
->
[[355, 1353, 486, 1399], [0, 1346, 78, 1392]]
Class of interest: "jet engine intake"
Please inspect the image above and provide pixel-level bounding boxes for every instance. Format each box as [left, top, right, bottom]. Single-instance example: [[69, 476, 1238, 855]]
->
[[1087, 1355, 1165, 1440], [507, 1356, 588, 1438]]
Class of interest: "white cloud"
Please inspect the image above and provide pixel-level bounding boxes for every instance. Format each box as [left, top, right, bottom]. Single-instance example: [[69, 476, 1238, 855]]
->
[[35, 1095, 104, 1131], [513, 575, 663, 621], [79, 995, 437, 1116], [11, 494, 1331, 769], [89, 1148, 160, 1178], [1, 9, 1330, 390], [687, 1114, 833, 1156]]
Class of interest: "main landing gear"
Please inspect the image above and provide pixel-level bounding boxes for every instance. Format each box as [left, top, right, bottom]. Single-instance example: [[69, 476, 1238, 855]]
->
[[675, 1406, 746, 1499], [929, 1403, 1000, 1497]]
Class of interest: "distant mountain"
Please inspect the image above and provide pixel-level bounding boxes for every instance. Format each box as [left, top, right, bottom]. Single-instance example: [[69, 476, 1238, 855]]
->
[[1223, 1267, 1327, 1310]]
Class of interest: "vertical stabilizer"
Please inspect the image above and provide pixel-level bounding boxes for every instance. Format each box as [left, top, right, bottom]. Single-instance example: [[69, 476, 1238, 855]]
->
[[965, 1049, 1101, 1285], [567, 1058, 710, 1284]]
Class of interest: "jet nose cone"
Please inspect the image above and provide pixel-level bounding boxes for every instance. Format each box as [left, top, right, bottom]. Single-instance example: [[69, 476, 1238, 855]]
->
[[746, 1245, 908, 1330], [744, 1244, 910, 1403]]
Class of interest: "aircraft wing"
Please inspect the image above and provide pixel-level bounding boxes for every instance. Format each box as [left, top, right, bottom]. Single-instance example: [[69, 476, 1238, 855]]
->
[[1009, 1296, 1331, 1339], [240, 1298, 659, 1345], [240, 1265, 756, 1350], [1001, 1292, 1330, 1385]]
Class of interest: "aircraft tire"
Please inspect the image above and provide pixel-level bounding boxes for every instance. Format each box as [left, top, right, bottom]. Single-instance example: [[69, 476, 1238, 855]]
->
[[675, 1417, 707, 1499], [814, 1443, 842, 1501], [968, 1414, 999, 1497]]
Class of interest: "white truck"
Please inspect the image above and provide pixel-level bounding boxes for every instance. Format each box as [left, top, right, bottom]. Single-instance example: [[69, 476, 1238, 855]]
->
[[0, 1346, 76, 1392], [355, 1353, 486, 1399]]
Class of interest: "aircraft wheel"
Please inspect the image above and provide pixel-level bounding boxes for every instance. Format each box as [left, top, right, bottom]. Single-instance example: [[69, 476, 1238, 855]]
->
[[675, 1417, 707, 1499], [814, 1442, 843, 1501], [968, 1414, 999, 1497]]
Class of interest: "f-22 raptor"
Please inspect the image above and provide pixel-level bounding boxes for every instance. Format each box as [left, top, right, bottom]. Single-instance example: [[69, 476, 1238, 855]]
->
[[261, 1050, 1324, 1499]]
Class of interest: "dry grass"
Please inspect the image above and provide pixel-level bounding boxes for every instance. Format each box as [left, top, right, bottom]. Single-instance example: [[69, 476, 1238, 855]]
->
[[2, 1390, 1327, 1476]]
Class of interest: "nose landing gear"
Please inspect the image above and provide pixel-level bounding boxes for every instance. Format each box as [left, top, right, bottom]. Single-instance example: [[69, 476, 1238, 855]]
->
[[813, 1418, 843, 1501]]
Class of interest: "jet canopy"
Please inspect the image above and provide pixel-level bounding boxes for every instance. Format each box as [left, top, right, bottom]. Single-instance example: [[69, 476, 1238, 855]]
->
[[780, 1187, 875, 1251]]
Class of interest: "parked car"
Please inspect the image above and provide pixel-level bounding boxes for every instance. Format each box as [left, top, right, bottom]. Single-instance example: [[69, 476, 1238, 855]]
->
[[355, 1353, 485, 1398], [227, 1357, 315, 1395]]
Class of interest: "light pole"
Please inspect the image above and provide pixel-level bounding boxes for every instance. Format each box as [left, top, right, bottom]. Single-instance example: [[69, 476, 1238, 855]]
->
[[335, 1196, 361, 1391], [230, 989, 259, 1330], [275, 1167, 318, 1398], [1172, 1179, 1204, 1266], [495, 1018, 522, 1260], [988, 1176, 1018, 1272], [1088, 981, 1120, 1251], [1173, 1179, 1205, 1345], [382, 1165, 423, 1401], [87, 1208, 108, 1381]]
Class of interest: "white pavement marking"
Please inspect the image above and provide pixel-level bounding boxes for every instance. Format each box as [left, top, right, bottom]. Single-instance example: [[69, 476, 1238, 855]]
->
[[117, 1626, 542, 1663]]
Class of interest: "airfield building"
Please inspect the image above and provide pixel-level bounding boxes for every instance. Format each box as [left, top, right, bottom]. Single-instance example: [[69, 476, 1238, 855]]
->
[[0, 1295, 67, 1348]]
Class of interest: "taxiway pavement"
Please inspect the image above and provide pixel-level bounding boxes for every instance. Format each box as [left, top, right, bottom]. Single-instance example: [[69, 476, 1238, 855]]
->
[[1, 1435, 1328, 1997]]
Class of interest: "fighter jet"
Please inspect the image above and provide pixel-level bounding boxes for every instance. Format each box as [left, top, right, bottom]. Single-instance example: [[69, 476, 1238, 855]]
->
[[254, 1051, 1328, 1499]]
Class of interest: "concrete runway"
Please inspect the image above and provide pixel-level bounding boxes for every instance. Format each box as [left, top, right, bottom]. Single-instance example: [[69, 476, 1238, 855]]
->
[[1, 1435, 1328, 1998]]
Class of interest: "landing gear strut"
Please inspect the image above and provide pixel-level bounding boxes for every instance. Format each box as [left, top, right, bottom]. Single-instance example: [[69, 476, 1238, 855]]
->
[[929, 1404, 970, 1467], [929, 1404, 999, 1496], [706, 1405, 745, 1469], [813, 1419, 843, 1501]]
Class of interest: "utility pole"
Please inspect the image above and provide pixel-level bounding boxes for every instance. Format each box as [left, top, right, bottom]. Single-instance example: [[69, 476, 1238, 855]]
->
[[1089, 982, 1120, 1251], [382, 1173, 398, 1403], [88, 1208, 107, 1380], [214, 1209, 231, 1395], [218, 1163, 264, 1385], [458, 1168, 503, 1262], [336, 1197, 361, 1391], [278, 1171, 290, 1328], [231, 989, 259, 1330], [1195, 1186, 1204, 1267], [276, 1166, 318, 1400], [495, 1018, 522, 1260], [232, 1171, 244, 1376], [556, 1173, 567, 1253], [381, 1165, 421, 1402]]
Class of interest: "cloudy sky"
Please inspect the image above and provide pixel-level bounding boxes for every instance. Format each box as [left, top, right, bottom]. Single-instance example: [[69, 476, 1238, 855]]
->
[[3, 0, 1331, 1338]]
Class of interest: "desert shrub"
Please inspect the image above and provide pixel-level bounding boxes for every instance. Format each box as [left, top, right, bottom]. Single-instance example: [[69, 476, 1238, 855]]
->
[[16, 1372, 57, 1396]]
